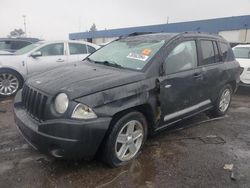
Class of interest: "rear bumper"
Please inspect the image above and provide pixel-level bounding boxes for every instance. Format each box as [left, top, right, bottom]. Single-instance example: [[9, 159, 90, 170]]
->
[[14, 92, 112, 159]]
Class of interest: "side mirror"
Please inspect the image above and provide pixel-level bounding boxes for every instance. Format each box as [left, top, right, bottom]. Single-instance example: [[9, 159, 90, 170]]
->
[[31, 51, 42, 58]]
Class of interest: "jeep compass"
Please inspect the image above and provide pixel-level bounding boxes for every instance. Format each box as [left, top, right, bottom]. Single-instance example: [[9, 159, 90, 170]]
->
[[14, 32, 241, 167]]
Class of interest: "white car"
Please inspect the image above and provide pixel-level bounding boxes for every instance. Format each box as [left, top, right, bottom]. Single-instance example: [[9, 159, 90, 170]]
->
[[0, 40, 99, 97], [233, 44, 250, 86]]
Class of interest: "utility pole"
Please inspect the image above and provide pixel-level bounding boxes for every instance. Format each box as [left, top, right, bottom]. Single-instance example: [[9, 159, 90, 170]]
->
[[167, 16, 170, 24], [22, 15, 27, 37]]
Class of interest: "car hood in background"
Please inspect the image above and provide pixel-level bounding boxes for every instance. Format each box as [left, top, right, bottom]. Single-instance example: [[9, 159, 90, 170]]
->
[[236, 58, 250, 68], [27, 62, 146, 99], [0, 50, 14, 55]]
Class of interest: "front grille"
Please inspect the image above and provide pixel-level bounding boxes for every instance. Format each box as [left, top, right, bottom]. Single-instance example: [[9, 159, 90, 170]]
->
[[22, 85, 48, 121]]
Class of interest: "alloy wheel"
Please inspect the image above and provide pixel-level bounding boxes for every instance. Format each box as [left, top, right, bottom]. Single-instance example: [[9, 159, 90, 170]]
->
[[115, 120, 144, 161], [219, 88, 231, 113], [0, 73, 19, 96]]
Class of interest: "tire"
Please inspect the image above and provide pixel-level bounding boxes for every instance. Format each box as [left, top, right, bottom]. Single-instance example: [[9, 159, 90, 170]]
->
[[209, 84, 233, 117], [0, 69, 23, 97], [102, 111, 148, 167]]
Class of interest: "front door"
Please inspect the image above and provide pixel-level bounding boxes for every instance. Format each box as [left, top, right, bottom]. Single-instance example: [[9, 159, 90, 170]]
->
[[158, 40, 206, 128], [27, 42, 66, 74]]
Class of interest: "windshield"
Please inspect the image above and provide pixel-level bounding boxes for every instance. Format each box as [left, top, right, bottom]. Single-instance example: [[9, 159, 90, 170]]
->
[[87, 39, 165, 70], [233, 47, 250, 59], [14, 42, 43, 55]]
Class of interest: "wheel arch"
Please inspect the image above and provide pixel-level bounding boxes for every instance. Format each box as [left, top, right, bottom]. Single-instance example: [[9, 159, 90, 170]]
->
[[226, 80, 237, 93], [0, 67, 25, 86], [105, 103, 155, 138]]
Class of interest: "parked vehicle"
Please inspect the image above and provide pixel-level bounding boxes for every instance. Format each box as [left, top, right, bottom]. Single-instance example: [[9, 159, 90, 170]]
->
[[0, 50, 13, 55], [0, 37, 40, 53], [0, 40, 99, 97], [233, 44, 250, 86], [14, 32, 241, 167]]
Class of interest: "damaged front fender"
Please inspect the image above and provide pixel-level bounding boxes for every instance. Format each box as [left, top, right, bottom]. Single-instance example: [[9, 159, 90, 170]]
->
[[75, 78, 158, 118]]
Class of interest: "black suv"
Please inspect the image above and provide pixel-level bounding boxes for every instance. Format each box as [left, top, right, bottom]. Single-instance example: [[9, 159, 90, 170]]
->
[[14, 32, 241, 167]]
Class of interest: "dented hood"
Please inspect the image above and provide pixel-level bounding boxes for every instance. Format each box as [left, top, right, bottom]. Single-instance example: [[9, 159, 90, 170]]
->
[[27, 62, 146, 99]]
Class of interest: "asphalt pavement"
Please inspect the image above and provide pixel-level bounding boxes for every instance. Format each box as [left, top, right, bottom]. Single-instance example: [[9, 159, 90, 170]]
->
[[0, 88, 250, 188]]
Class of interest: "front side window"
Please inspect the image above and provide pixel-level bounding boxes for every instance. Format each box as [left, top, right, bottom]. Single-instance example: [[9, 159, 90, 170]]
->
[[200, 40, 216, 65], [38, 43, 64, 56], [87, 39, 165, 70], [69, 43, 87, 55], [164, 40, 197, 75], [233, 47, 250, 59]]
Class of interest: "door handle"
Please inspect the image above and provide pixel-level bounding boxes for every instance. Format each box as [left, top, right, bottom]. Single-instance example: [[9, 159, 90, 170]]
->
[[193, 73, 202, 79], [56, 59, 64, 62], [165, 84, 172, 89]]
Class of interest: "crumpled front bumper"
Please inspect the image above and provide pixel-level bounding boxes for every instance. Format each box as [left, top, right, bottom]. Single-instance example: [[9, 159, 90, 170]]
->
[[14, 90, 112, 159]]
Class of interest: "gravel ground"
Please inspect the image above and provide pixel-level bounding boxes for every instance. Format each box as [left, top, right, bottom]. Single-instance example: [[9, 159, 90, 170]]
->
[[0, 87, 250, 188]]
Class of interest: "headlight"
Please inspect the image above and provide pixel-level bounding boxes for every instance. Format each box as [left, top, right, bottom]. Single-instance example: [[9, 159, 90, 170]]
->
[[54, 93, 69, 114], [72, 103, 97, 119]]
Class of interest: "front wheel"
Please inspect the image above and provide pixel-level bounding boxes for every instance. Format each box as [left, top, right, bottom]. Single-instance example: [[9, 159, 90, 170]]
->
[[0, 70, 22, 97], [209, 84, 233, 117], [102, 111, 148, 167]]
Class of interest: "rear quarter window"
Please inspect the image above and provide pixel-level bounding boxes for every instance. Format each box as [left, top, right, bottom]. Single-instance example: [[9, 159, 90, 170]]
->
[[219, 42, 235, 62]]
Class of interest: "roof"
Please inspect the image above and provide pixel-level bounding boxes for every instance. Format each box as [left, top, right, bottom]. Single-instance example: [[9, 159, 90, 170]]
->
[[0, 37, 40, 43], [33, 40, 100, 48], [121, 33, 178, 41], [120, 32, 224, 42], [69, 15, 250, 40]]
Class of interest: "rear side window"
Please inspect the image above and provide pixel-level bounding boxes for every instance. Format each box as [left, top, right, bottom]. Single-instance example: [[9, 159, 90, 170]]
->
[[213, 41, 221, 63], [69, 43, 87, 55], [87, 45, 96, 54], [200, 40, 216, 65], [219, 42, 235, 61], [164, 40, 197, 75]]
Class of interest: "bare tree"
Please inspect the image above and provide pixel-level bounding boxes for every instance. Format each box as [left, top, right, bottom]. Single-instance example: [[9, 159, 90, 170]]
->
[[8, 29, 25, 38]]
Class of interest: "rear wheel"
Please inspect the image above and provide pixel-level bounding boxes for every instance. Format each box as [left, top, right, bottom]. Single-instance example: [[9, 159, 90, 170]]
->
[[209, 84, 232, 117], [102, 111, 148, 167], [0, 70, 22, 97]]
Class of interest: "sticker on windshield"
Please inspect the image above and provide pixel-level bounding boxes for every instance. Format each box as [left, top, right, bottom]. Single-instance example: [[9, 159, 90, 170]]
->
[[142, 49, 152, 55], [127, 52, 149, 61]]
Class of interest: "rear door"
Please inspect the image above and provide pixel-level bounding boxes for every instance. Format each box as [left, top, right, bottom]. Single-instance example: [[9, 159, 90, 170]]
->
[[68, 42, 88, 62], [26, 42, 67, 74], [158, 39, 206, 127], [197, 39, 226, 102]]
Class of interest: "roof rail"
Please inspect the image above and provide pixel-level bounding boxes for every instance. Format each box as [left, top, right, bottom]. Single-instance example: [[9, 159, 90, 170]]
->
[[119, 32, 155, 39]]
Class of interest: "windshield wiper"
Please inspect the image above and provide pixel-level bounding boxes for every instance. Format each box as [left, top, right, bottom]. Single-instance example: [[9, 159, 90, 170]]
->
[[86, 58, 124, 69]]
